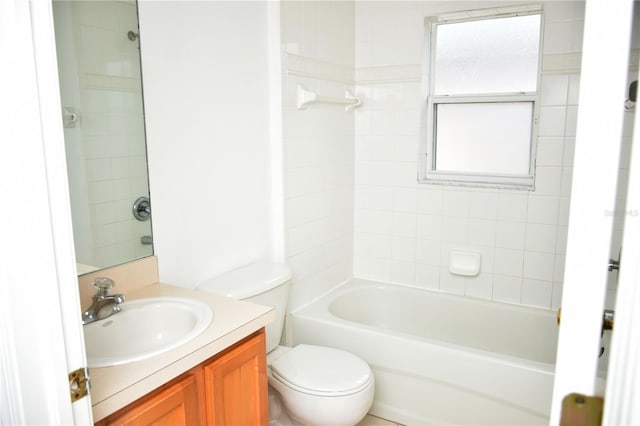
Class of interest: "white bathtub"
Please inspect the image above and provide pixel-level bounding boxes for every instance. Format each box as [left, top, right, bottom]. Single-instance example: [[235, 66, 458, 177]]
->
[[290, 279, 559, 425]]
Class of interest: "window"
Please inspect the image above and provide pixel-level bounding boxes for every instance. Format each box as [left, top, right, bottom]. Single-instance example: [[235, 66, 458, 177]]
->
[[421, 8, 543, 189]]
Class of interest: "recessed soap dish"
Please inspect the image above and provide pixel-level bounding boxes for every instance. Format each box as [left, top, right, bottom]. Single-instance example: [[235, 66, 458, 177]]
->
[[449, 250, 481, 277]]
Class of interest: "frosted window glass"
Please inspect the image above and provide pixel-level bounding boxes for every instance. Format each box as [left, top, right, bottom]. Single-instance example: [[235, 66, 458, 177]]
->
[[434, 15, 541, 95], [435, 102, 533, 175]]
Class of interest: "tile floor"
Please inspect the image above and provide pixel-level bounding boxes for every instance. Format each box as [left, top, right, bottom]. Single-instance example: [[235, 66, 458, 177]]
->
[[356, 414, 404, 426]]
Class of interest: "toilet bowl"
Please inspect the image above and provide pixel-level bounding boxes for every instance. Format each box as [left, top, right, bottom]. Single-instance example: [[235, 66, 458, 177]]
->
[[268, 345, 374, 426], [197, 262, 374, 426]]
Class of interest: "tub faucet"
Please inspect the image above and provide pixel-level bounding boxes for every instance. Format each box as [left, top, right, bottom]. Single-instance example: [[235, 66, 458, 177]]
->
[[82, 277, 125, 325]]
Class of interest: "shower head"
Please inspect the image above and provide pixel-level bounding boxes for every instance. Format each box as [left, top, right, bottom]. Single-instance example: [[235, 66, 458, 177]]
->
[[127, 30, 139, 41]]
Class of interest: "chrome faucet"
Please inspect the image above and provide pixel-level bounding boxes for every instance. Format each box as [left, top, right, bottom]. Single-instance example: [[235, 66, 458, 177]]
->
[[82, 277, 125, 325]]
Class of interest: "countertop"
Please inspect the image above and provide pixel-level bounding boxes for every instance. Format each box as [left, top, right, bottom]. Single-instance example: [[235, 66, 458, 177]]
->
[[89, 282, 275, 421]]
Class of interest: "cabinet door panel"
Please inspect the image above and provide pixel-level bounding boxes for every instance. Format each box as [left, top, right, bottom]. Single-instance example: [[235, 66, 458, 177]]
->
[[204, 330, 268, 426], [102, 372, 204, 426]]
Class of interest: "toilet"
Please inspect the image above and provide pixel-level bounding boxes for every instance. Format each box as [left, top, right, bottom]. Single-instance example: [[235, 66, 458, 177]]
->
[[197, 262, 374, 426]]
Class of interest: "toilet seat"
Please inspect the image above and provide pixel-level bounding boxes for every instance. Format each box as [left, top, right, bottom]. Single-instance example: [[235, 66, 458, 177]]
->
[[270, 345, 373, 397]]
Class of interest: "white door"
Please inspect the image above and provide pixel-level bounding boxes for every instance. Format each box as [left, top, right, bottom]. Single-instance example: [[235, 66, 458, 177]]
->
[[0, 1, 92, 424], [550, 0, 638, 424]]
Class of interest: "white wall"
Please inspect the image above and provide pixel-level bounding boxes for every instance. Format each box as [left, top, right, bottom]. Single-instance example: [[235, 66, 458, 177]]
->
[[281, 1, 356, 310], [138, 1, 274, 287], [353, 1, 585, 310]]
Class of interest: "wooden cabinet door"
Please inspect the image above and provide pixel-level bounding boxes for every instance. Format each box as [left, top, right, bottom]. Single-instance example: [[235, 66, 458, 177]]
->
[[99, 371, 205, 426], [203, 330, 269, 426]]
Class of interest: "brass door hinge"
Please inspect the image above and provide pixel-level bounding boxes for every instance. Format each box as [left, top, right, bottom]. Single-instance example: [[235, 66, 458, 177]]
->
[[69, 367, 90, 402], [560, 393, 604, 426]]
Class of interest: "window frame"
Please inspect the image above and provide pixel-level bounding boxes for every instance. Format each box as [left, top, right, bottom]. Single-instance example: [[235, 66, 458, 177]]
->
[[420, 8, 544, 190]]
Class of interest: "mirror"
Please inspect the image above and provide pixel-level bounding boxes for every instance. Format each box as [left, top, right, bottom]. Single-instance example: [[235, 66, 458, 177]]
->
[[53, 0, 152, 274]]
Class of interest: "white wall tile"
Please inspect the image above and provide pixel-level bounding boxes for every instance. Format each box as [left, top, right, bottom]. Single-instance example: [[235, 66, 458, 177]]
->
[[91, 202, 115, 225], [521, 278, 553, 309], [465, 273, 493, 300], [354, 162, 372, 185], [542, 20, 573, 55], [392, 236, 417, 261], [497, 193, 528, 222], [441, 216, 468, 244], [539, 106, 567, 137], [527, 195, 560, 224], [353, 255, 371, 278], [395, 135, 420, 162], [493, 274, 522, 305], [94, 223, 117, 247], [525, 223, 558, 253], [562, 137, 575, 167], [86, 158, 112, 182], [523, 251, 555, 281], [495, 221, 527, 250], [558, 197, 571, 226], [571, 19, 584, 52], [468, 219, 496, 247], [353, 232, 370, 256], [535, 167, 563, 195], [536, 137, 564, 167], [417, 188, 443, 215], [417, 214, 442, 240], [368, 210, 394, 234], [469, 191, 498, 220], [84, 136, 110, 159], [554, 254, 566, 282], [560, 167, 574, 197], [90, 180, 114, 203], [474, 245, 495, 274], [442, 190, 470, 217], [551, 282, 564, 310], [370, 136, 396, 160], [540, 75, 569, 106], [370, 233, 393, 259], [355, 111, 371, 135], [370, 258, 392, 282], [393, 212, 417, 237], [393, 187, 417, 212], [416, 239, 441, 265], [348, 0, 588, 311], [564, 106, 579, 137], [114, 199, 130, 222], [368, 186, 394, 210], [391, 260, 416, 285], [415, 264, 440, 290], [556, 226, 569, 254], [567, 74, 581, 105], [355, 137, 372, 162], [494, 248, 524, 277], [439, 269, 465, 295], [544, 2, 576, 22], [279, 1, 357, 309]]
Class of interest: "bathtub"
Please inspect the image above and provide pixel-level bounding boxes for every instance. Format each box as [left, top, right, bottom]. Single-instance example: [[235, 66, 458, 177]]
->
[[290, 279, 559, 425]]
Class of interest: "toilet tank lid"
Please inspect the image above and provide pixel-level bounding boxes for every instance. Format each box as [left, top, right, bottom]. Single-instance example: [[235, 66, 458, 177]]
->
[[197, 262, 292, 300]]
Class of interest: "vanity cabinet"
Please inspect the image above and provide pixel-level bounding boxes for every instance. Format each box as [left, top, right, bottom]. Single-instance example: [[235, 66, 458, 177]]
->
[[203, 328, 268, 425], [96, 329, 268, 426]]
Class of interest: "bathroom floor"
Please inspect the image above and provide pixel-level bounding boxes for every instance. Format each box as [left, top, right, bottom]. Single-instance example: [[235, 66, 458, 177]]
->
[[357, 415, 405, 426]]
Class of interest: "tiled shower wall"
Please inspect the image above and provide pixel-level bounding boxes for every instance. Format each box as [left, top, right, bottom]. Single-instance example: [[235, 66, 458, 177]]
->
[[58, 1, 152, 269], [281, 1, 356, 311], [352, 1, 586, 310]]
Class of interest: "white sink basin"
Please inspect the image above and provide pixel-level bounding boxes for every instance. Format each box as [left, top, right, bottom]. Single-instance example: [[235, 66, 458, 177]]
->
[[84, 297, 213, 368]]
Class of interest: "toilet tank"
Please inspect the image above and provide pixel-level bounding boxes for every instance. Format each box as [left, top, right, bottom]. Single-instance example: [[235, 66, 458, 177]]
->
[[197, 262, 292, 353]]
